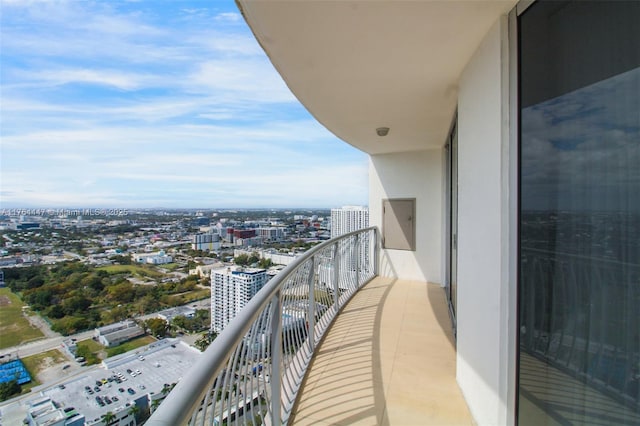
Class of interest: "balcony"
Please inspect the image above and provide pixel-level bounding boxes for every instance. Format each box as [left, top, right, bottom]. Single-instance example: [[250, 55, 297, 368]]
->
[[289, 276, 471, 425], [146, 228, 471, 425]]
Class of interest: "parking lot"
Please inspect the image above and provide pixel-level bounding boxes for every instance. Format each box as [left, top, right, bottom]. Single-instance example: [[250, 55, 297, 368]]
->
[[39, 339, 200, 423]]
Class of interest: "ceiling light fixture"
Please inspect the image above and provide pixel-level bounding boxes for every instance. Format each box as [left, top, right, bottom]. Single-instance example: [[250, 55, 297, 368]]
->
[[376, 127, 390, 137]]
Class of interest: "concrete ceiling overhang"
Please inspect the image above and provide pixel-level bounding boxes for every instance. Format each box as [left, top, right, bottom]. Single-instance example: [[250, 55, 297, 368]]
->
[[237, 1, 516, 155]]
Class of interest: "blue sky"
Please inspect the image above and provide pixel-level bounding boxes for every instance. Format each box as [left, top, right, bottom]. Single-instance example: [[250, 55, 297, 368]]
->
[[0, 0, 368, 209]]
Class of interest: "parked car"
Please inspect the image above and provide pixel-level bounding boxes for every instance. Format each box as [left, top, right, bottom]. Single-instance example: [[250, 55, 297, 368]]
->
[[127, 388, 135, 395]]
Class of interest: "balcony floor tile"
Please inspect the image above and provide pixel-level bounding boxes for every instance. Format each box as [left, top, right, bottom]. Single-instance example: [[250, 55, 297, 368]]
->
[[290, 277, 474, 425]]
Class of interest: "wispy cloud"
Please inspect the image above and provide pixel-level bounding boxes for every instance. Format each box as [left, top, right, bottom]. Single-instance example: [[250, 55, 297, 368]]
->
[[0, 0, 367, 208]]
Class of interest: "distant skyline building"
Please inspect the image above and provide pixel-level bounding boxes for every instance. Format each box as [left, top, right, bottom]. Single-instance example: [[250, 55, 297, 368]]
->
[[330, 206, 370, 286], [256, 227, 286, 242], [192, 232, 221, 251], [330, 206, 369, 238], [210, 267, 267, 333], [132, 250, 172, 265]]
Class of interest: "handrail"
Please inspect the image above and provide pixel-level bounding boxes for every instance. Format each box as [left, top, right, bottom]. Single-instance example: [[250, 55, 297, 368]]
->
[[147, 227, 378, 425]]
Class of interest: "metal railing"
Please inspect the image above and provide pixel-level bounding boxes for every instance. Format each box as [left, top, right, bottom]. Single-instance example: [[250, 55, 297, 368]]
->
[[520, 248, 640, 410], [147, 227, 378, 426]]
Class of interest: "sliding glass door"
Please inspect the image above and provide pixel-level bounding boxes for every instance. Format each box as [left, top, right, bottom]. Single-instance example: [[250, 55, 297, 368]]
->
[[518, 1, 640, 424]]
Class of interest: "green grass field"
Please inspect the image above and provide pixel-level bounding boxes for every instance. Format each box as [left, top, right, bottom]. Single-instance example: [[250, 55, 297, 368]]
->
[[76, 338, 103, 365], [0, 288, 45, 349], [77, 338, 102, 353], [97, 264, 163, 279], [167, 288, 210, 305], [106, 335, 156, 358], [156, 263, 180, 271]]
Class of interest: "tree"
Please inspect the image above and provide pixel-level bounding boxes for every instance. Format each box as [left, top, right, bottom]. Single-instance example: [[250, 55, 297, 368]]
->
[[171, 315, 190, 331], [189, 309, 210, 331], [102, 411, 116, 425], [234, 254, 249, 266], [83, 274, 104, 292], [107, 282, 135, 303], [25, 288, 52, 311], [101, 305, 128, 323], [0, 380, 21, 402], [62, 296, 92, 315], [75, 343, 100, 365], [111, 254, 131, 265], [194, 331, 217, 352], [145, 318, 169, 338], [135, 295, 160, 315], [258, 258, 273, 269], [47, 304, 65, 319], [128, 404, 140, 420], [26, 275, 45, 289]]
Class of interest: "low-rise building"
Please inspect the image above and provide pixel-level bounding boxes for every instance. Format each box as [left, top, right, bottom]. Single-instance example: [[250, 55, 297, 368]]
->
[[61, 338, 78, 358], [132, 251, 172, 265], [191, 233, 221, 251], [188, 262, 224, 278], [233, 248, 301, 266], [26, 396, 85, 426], [95, 320, 145, 348], [156, 306, 196, 322]]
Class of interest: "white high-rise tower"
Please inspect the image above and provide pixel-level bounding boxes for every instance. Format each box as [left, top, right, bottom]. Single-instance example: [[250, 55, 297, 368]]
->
[[330, 206, 369, 238], [326, 206, 371, 290], [210, 267, 267, 333]]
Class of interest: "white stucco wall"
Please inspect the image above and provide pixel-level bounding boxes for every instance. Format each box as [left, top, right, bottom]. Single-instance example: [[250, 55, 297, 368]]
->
[[456, 16, 513, 425], [369, 150, 442, 283]]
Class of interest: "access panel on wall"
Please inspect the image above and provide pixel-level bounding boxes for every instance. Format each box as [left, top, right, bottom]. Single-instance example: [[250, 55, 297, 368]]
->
[[382, 198, 415, 251]]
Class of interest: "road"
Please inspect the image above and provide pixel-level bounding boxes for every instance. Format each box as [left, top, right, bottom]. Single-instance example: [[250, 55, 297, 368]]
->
[[0, 330, 95, 360]]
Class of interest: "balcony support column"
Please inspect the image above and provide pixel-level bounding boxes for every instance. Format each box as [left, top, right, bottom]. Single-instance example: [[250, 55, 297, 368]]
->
[[373, 229, 379, 276], [355, 233, 361, 287], [307, 257, 316, 351], [332, 243, 340, 313], [269, 290, 282, 425]]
